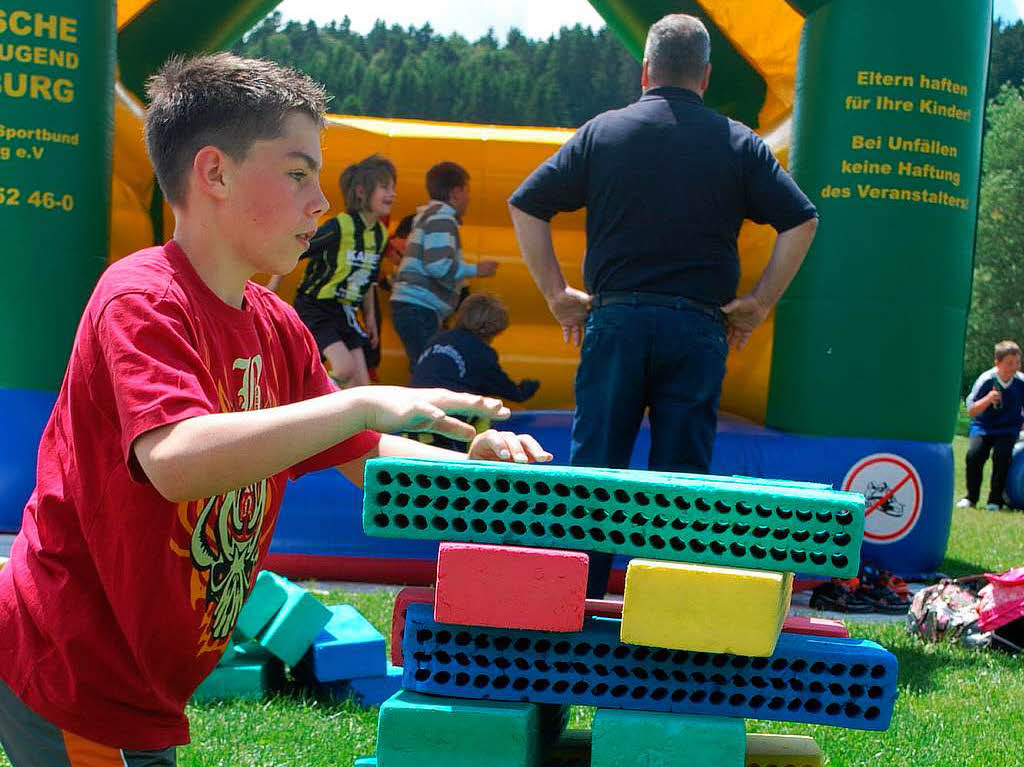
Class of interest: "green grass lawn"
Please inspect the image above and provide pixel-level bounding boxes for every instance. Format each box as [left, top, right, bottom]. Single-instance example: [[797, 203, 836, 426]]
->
[[7, 435, 1024, 766]]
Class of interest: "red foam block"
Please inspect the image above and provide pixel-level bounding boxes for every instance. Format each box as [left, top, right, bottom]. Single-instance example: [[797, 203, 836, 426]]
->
[[435, 543, 589, 632], [391, 586, 437, 666]]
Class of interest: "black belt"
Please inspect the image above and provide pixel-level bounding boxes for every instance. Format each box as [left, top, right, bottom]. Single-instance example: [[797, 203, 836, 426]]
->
[[592, 291, 725, 324]]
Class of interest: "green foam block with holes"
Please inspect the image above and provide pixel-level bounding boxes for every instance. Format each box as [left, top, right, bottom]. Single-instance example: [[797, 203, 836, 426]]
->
[[362, 458, 863, 578]]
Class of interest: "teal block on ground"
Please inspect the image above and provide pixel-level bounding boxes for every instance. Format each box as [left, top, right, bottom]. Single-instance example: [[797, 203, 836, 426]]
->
[[592, 709, 745, 767], [362, 458, 864, 577], [307, 605, 386, 682], [191, 643, 284, 703], [376, 689, 545, 767], [354, 759, 377, 767], [235, 571, 289, 641], [257, 577, 332, 666]]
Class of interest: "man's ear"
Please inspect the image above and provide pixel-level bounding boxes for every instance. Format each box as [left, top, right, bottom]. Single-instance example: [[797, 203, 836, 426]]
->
[[641, 59, 650, 89], [192, 146, 230, 201], [699, 62, 712, 93]]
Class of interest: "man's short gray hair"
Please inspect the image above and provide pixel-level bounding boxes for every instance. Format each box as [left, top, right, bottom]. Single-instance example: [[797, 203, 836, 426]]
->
[[643, 14, 711, 87]]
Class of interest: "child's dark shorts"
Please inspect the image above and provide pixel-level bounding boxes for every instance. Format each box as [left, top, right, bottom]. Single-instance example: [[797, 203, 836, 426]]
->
[[294, 294, 371, 353]]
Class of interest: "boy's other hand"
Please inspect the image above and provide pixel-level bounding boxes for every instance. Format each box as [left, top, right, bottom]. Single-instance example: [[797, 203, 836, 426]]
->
[[477, 260, 499, 278], [357, 386, 510, 440], [468, 430, 553, 463]]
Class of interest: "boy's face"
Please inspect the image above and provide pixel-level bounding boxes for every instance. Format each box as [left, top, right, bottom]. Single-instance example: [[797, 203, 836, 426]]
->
[[449, 183, 471, 216], [996, 353, 1021, 379], [222, 111, 328, 276], [368, 178, 396, 220]]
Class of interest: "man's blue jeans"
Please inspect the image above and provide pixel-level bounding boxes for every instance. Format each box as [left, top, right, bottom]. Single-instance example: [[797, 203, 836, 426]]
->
[[390, 301, 441, 371], [571, 302, 729, 595]]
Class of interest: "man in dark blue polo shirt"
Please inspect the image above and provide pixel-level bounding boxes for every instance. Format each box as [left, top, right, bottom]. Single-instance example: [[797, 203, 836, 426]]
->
[[508, 13, 818, 596]]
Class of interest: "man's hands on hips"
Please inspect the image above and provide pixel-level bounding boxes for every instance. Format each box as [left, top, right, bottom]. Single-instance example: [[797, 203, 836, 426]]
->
[[547, 286, 591, 346], [721, 294, 769, 350]]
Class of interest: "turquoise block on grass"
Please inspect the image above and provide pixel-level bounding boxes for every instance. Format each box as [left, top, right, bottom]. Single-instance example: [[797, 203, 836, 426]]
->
[[191, 644, 284, 703], [235, 571, 289, 641], [592, 710, 745, 767], [354, 759, 377, 767], [307, 605, 386, 682], [377, 689, 545, 767], [257, 578, 332, 666]]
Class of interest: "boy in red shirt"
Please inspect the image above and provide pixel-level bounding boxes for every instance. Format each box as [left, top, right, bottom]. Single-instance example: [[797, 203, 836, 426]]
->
[[0, 54, 549, 766]]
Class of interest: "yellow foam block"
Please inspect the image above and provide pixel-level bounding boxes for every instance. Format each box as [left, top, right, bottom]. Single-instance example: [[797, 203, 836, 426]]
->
[[745, 733, 823, 767], [620, 560, 793, 656]]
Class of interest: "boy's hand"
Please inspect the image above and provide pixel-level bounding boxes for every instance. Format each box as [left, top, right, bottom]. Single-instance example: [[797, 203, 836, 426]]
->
[[468, 430, 553, 463], [366, 318, 379, 348], [477, 260, 499, 278], [356, 387, 510, 440]]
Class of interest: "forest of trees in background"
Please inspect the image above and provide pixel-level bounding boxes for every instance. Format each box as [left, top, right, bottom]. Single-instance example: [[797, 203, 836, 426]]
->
[[232, 12, 641, 128], [235, 16, 1024, 129]]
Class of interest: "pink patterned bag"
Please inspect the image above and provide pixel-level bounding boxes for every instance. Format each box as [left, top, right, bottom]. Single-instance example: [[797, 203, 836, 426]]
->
[[978, 567, 1024, 632]]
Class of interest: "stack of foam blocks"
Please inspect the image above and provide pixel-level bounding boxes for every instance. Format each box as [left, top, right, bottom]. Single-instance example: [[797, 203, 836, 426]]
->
[[193, 571, 401, 706], [358, 458, 900, 767]]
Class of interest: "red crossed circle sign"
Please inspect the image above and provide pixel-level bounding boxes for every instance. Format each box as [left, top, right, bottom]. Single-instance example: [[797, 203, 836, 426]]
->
[[842, 453, 922, 543]]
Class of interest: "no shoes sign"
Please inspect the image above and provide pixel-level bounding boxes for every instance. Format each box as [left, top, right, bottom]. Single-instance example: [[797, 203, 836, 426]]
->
[[842, 453, 922, 544]]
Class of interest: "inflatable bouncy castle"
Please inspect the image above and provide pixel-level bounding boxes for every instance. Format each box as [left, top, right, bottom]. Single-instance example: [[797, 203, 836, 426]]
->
[[0, 0, 992, 581]]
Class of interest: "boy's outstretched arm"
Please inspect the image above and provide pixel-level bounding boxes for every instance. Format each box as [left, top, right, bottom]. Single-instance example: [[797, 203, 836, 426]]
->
[[133, 387, 513, 503], [337, 430, 553, 489]]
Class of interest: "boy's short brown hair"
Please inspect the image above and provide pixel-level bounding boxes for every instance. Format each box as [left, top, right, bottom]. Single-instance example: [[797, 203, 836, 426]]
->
[[340, 154, 397, 213], [995, 340, 1021, 361], [456, 294, 509, 341], [426, 161, 470, 203], [145, 53, 329, 205]]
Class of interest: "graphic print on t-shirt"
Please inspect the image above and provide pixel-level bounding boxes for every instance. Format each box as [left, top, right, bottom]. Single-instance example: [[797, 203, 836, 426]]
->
[[178, 353, 275, 654]]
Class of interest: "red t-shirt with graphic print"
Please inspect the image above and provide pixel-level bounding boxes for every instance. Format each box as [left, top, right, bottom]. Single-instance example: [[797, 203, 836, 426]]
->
[[0, 241, 380, 750]]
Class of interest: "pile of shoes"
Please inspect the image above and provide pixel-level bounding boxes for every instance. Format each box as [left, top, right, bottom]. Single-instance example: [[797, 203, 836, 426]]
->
[[809, 563, 912, 614]]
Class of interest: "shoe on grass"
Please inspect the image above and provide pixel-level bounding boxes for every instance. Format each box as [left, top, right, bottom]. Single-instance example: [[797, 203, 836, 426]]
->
[[955, 498, 973, 510], [986, 503, 1003, 511]]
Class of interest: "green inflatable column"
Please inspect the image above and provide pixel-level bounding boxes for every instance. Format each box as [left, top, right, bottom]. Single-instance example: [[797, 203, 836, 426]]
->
[[0, 1, 115, 391], [768, 0, 991, 442]]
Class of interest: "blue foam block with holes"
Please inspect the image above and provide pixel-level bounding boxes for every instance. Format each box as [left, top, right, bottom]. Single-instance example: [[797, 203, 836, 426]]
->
[[401, 603, 898, 731], [304, 605, 387, 683]]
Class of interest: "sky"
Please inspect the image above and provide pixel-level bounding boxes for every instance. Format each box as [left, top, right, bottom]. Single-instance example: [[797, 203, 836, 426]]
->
[[274, 0, 1023, 42], [996, 0, 1024, 23], [273, 0, 605, 42]]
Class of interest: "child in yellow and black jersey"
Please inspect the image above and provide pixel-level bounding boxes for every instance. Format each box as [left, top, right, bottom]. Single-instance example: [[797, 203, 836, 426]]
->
[[274, 154, 396, 387]]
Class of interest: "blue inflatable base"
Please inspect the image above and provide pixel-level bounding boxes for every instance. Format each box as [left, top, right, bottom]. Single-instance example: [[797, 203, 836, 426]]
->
[[0, 391, 952, 581], [269, 411, 952, 581]]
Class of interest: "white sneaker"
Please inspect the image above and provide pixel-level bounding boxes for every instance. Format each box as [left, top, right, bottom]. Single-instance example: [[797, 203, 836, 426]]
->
[[955, 498, 973, 509]]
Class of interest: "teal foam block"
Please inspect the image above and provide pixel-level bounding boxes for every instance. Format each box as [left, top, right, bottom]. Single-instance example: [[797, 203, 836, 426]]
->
[[257, 578, 332, 666], [354, 759, 377, 767], [191, 643, 284, 703], [362, 458, 864, 578], [376, 689, 546, 767], [235, 571, 290, 641], [305, 604, 387, 683], [592, 709, 745, 767]]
